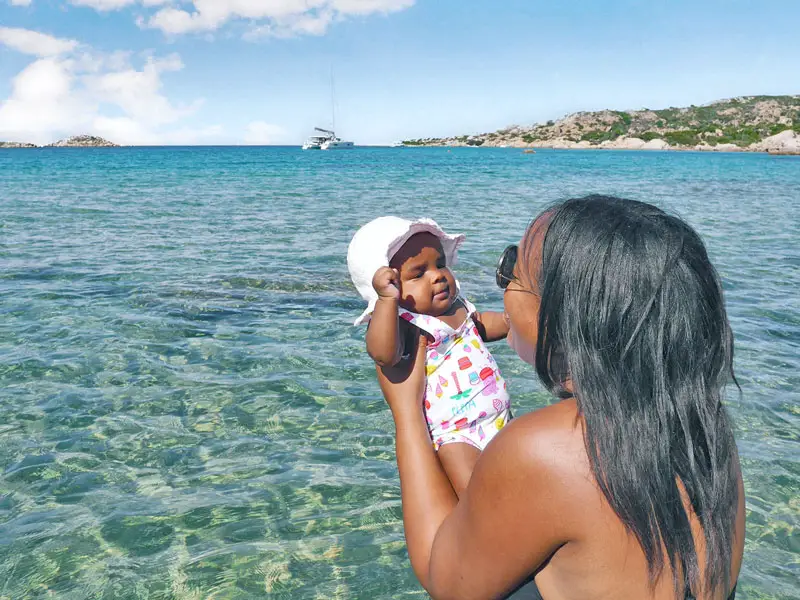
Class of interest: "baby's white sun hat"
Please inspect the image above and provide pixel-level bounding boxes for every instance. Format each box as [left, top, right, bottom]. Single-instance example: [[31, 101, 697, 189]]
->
[[347, 216, 465, 326]]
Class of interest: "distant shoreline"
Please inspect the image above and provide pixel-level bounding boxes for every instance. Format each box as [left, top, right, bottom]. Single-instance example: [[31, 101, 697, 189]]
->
[[402, 143, 800, 155], [1, 144, 798, 155], [402, 95, 800, 156]]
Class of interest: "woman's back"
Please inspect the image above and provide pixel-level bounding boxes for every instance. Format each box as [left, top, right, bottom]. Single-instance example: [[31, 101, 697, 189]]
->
[[504, 399, 744, 600]]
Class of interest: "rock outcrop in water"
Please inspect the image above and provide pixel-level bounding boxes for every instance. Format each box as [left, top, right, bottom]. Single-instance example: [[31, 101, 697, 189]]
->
[[1, 135, 120, 148], [47, 135, 119, 148], [403, 95, 800, 154], [0, 141, 37, 148]]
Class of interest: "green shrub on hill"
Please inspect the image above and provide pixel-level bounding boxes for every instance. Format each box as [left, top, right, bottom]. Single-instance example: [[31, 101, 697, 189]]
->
[[640, 132, 662, 142], [768, 124, 790, 136], [581, 130, 613, 143], [663, 130, 701, 146], [725, 127, 762, 146], [615, 111, 632, 126]]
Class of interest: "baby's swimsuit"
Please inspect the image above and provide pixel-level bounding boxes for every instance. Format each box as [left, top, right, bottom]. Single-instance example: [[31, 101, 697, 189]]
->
[[400, 297, 512, 451]]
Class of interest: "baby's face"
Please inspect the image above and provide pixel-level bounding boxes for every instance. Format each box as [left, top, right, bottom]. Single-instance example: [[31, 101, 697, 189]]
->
[[389, 232, 457, 316]]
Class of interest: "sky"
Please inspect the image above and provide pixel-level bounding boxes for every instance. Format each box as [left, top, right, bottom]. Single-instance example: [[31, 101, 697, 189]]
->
[[1, 0, 799, 146]]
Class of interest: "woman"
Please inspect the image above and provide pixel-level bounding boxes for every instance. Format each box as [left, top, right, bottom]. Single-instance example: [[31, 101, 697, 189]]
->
[[376, 196, 745, 600]]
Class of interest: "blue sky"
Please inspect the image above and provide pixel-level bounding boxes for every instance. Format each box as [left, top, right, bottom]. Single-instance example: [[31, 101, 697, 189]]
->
[[1, 0, 799, 145]]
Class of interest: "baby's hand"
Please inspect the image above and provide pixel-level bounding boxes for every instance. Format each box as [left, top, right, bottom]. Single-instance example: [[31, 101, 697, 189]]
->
[[372, 267, 401, 300]]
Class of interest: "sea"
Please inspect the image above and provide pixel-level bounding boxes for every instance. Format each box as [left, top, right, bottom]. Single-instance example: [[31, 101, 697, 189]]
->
[[0, 146, 798, 599]]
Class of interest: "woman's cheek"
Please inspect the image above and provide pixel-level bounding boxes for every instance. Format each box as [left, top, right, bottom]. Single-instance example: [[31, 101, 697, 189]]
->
[[508, 322, 537, 366]]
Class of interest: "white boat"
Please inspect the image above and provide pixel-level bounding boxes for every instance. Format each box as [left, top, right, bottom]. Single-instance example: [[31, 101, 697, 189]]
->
[[302, 127, 353, 150], [302, 133, 331, 150], [321, 139, 354, 150], [304, 71, 354, 150], [390, 141, 405, 148]]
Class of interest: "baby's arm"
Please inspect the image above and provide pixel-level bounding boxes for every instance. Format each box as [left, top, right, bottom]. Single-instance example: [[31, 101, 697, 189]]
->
[[365, 267, 404, 366], [472, 311, 509, 343]]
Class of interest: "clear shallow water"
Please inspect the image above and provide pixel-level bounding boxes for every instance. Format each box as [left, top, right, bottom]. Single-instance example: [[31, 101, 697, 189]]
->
[[0, 146, 797, 599]]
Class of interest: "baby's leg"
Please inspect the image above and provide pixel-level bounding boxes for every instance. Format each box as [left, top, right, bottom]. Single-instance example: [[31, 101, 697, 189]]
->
[[438, 442, 481, 498]]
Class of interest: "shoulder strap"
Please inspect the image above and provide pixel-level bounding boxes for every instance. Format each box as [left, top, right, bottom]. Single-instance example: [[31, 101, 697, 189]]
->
[[398, 308, 444, 338], [398, 295, 473, 337], [460, 295, 477, 319]]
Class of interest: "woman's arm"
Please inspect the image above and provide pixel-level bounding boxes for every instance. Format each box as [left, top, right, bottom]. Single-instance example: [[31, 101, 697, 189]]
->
[[472, 310, 509, 342], [377, 334, 569, 600], [377, 333, 458, 583]]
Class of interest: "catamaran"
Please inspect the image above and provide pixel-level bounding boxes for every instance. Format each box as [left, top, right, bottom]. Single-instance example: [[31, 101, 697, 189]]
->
[[302, 127, 353, 150], [302, 128, 334, 150], [302, 70, 354, 150]]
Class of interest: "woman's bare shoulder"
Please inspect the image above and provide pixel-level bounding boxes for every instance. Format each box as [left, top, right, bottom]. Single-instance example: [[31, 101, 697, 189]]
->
[[501, 399, 586, 462]]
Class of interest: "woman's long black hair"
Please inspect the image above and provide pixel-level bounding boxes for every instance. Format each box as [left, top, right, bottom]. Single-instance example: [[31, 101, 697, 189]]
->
[[525, 196, 739, 598]]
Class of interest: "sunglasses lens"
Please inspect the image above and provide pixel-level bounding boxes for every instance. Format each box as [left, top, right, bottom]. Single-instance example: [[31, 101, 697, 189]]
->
[[496, 245, 518, 289]]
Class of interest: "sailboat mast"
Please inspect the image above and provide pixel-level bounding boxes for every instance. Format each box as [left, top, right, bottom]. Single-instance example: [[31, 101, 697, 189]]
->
[[330, 68, 336, 134]]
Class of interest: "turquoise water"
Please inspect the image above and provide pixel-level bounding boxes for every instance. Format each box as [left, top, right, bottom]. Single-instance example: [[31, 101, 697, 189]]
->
[[0, 147, 798, 599]]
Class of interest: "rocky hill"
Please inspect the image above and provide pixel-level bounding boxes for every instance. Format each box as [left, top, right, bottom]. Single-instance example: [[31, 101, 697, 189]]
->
[[47, 135, 118, 148], [404, 95, 800, 154]]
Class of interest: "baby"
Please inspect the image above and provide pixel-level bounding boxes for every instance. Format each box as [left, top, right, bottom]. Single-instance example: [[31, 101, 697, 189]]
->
[[348, 216, 512, 496]]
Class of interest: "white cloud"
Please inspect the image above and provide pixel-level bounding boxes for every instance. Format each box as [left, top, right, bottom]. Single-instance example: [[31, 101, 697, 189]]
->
[[67, 0, 169, 10], [331, 0, 414, 15], [0, 58, 94, 144], [93, 117, 225, 145], [84, 54, 201, 126], [0, 30, 216, 145], [244, 121, 290, 145], [143, 0, 415, 36], [9, 0, 33, 6], [69, 0, 135, 9], [244, 9, 335, 39], [0, 26, 79, 56]]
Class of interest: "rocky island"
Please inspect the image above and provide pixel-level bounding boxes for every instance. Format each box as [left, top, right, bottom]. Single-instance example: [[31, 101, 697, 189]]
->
[[404, 95, 800, 154], [0, 141, 38, 148], [47, 135, 119, 148], [0, 135, 119, 148]]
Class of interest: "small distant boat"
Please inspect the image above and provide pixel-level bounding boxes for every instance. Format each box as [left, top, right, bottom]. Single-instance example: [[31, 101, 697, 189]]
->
[[390, 141, 405, 148]]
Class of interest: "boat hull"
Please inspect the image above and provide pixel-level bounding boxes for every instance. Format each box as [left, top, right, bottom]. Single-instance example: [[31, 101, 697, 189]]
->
[[321, 141, 354, 150]]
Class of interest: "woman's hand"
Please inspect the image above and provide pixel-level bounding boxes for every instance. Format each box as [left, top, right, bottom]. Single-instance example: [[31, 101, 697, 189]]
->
[[375, 326, 427, 419]]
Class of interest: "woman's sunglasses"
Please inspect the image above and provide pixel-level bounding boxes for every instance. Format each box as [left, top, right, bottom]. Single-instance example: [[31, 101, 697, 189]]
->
[[495, 244, 518, 289]]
